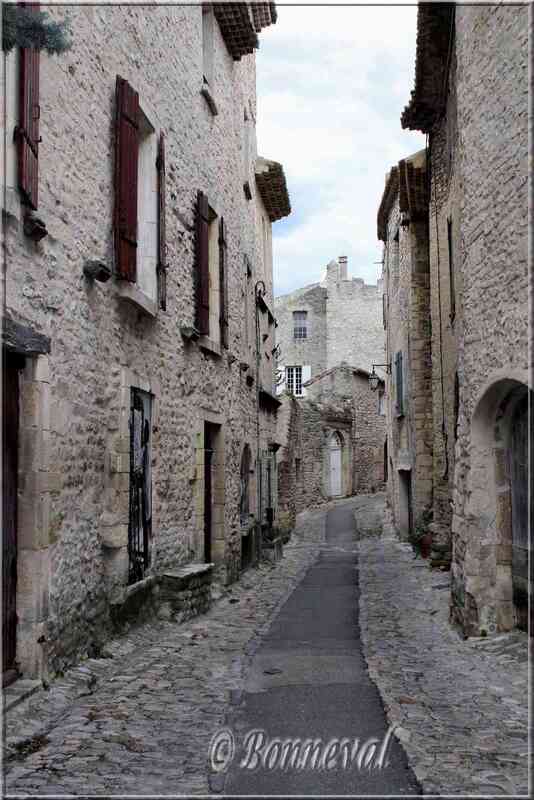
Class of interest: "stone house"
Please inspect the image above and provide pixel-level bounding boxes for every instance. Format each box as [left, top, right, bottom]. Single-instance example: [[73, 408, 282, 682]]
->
[[377, 150, 435, 548], [275, 254, 387, 529], [276, 364, 385, 532], [1, 2, 290, 685], [275, 256, 385, 394], [391, 1, 530, 636]]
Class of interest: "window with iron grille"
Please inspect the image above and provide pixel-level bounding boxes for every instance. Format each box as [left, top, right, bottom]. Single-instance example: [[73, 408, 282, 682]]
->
[[285, 365, 303, 397], [293, 310, 308, 339]]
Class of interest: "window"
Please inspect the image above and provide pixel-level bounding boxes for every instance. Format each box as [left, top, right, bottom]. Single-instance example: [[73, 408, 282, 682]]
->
[[378, 391, 385, 416], [115, 76, 167, 312], [286, 365, 303, 397], [243, 108, 251, 199], [447, 217, 456, 322], [194, 191, 228, 347], [293, 311, 308, 340], [201, 5, 218, 116], [394, 351, 404, 416], [202, 4, 214, 87]]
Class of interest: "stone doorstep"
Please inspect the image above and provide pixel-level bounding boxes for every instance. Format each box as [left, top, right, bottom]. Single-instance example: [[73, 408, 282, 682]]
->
[[160, 563, 214, 592], [3, 678, 41, 713]]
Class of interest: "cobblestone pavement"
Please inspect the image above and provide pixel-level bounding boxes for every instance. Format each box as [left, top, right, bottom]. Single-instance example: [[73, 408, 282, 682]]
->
[[4, 505, 329, 796], [356, 495, 530, 797]]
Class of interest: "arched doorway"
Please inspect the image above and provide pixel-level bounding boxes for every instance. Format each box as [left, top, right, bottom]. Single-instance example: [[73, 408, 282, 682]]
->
[[459, 375, 531, 635], [329, 431, 343, 497], [508, 392, 529, 630]]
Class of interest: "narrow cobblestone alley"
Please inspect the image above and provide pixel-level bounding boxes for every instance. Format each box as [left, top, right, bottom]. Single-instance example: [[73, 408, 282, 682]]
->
[[5, 495, 528, 797]]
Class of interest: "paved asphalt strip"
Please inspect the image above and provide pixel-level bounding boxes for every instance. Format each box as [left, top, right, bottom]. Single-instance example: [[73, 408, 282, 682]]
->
[[221, 502, 421, 796]]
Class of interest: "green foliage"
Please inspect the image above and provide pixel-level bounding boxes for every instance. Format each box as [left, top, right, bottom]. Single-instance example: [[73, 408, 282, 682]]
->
[[409, 506, 433, 552], [2, 4, 71, 54]]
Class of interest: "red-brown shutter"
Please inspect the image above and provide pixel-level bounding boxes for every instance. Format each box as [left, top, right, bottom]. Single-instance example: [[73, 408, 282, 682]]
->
[[157, 131, 167, 311], [195, 191, 210, 335], [18, 41, 40, 210], [219, 217, 229, 348], [114, 75, 139, 282]]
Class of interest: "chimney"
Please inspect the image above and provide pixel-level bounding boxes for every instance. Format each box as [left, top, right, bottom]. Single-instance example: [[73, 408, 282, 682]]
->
[[338, 255, 348, 281]]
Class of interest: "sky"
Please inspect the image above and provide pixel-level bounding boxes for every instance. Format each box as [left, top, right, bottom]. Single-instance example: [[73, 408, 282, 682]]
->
[[255, 4, 425, 296]]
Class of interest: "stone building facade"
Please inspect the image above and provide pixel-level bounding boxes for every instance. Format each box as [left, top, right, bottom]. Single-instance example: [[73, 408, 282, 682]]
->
[[385, 2, 530, 636], [377, 150, 435, 546], [275, 256, 385, 393], [1, 3, 291, 684], [275, 259, 386, 526]]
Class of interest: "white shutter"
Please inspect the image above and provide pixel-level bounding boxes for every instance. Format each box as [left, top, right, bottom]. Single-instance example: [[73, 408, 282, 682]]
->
[[301, 364, 312, 396]]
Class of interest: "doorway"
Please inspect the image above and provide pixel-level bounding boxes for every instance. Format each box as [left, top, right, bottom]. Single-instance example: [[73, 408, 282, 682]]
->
[[329, 431, 343, 497], [204, 422, 220, 564], [508, 393, 530, 629], [3, 353, 23, 687], [398, 469, 413, 540], [128, 388, 152, 584]]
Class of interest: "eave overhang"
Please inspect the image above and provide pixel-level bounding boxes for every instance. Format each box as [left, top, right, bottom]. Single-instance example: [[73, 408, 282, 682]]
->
[[255, 157, 291, 222], [377, 166, 399, 242], [214, 3, 277, 62], [401, 2, 455, 133], [398, 155, 428, 222]]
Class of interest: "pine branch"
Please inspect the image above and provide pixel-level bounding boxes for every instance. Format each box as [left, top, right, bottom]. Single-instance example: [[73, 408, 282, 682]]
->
[[2, 4, 72, 54]]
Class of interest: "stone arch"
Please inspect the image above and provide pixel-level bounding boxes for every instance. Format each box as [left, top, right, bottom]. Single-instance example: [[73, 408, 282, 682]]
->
[[464, 373, 531, 634]]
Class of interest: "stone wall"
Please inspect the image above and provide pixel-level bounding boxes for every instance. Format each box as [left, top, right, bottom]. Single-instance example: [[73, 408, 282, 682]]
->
[[2, 5, 280, 676], [353, 373, 386, 494], [449, 4, 529, 634], [325, 266, 385, 373]]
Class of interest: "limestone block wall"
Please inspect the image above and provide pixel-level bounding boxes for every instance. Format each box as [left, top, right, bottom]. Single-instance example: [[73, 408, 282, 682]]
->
[[352, 373, 386, 494], [325, 270, 385, 373], [275, 394, 301, 535], [449, 4, 529, 634], [3, 5, 276, 675]]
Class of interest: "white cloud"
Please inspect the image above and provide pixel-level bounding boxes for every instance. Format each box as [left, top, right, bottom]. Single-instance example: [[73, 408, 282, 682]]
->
[[255, 5, 425, 294]]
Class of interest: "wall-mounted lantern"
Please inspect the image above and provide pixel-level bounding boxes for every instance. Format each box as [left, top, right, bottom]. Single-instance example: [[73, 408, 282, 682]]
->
[[369, 363, 390, 392]]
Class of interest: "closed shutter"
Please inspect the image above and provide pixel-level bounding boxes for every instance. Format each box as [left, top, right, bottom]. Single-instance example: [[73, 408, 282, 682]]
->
[[219, 217, 228, 348], [301, 364, 311, 396], [195, 190, 210, 335], [18, 39, 40, 209], [114, 75, 139, 282], [157, 131, 167, 310]]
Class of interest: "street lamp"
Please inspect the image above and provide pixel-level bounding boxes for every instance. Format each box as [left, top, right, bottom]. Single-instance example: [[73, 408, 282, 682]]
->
[[369, 363, 390, 392]]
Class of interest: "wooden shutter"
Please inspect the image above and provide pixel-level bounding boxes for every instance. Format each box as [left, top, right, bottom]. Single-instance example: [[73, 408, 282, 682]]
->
[[157, 131, 167, 311], [194, 191, 210, 335], [18, 42, 40, 210], [219, 217, 229, 348], [395, 351, 404, 415], [114, 75, 139, 282]]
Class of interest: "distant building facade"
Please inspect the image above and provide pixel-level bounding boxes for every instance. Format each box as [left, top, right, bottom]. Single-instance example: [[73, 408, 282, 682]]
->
[[275, 259, 386, 529]]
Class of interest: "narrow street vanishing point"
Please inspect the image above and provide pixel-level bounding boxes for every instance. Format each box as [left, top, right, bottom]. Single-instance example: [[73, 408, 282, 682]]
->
[[2, 1, 531, 798]]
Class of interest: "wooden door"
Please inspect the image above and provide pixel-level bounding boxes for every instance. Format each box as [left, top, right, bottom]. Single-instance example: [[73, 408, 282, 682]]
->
[[204, 423, 214, 564], [329, 435, 342, 497], [509, 394, 529, 627], [3, 354, 21, 686]]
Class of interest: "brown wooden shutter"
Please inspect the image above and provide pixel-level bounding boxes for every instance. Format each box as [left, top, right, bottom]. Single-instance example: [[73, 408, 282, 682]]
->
[[156, 131, 167, 311], [18, 43, 40, 210], [195, 191, 210, 335], [114, 75, 139, 282], [219, 217, 229, 348]]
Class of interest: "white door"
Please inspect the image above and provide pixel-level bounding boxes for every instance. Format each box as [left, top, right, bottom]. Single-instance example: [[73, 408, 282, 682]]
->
[[330, 443, 342, 496]]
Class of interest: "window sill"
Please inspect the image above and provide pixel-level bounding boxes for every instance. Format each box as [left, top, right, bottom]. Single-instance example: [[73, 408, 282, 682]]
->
[[117, 282, 157, 318], [198, 335, 222, 358], [200, 85, 218, 117]]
